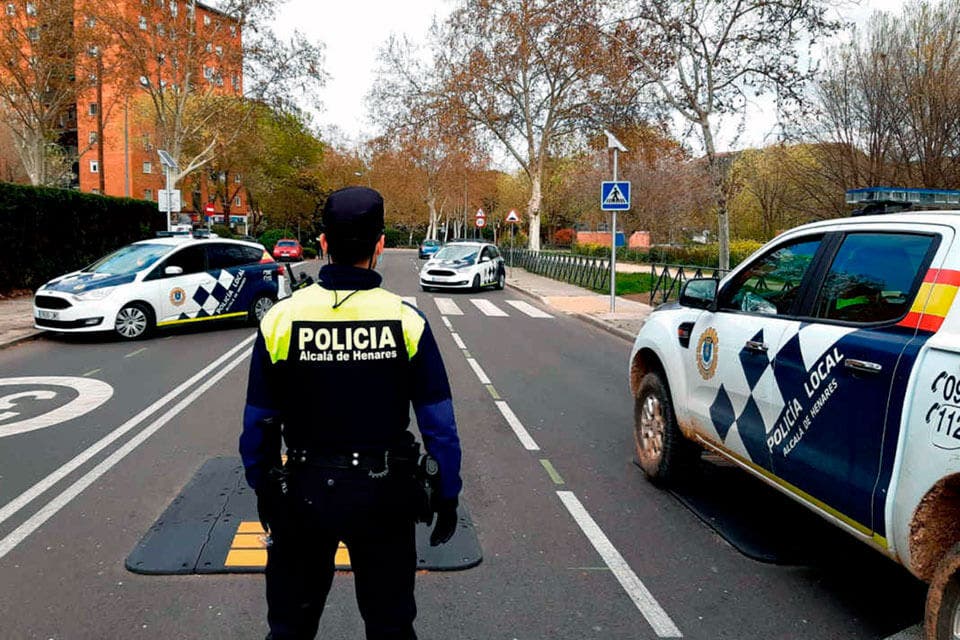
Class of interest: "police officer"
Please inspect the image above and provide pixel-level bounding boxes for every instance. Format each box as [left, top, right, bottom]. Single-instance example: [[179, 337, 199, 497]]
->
[[240, 186, 462, 640]]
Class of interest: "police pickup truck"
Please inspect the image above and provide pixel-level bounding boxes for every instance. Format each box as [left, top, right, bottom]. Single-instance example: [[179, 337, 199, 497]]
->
[[629, 212, 960, 638]]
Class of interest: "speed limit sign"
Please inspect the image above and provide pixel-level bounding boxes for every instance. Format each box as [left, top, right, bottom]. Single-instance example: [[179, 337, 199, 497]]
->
[[475, 217, 486, 228]]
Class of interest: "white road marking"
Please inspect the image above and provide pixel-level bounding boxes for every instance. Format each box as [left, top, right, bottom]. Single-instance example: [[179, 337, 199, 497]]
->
[[466, 358, 491, 384], [470, 299, 508, 317], [441, 317, 452, 329], [0, 378, 114, 439], [401, 296, 417, 308], [506, 300, 553, 318], [494, 401, 540, 451], [0, 335, 255, 530], [451, 333, 467, 350], [557, 491, 682, 638], [434, 298, 463, 316], [124, 347, 147, 358], [0, 347, 253, 561]]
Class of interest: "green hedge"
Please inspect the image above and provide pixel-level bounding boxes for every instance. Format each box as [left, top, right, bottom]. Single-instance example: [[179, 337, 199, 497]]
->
[[0, 182, 163, 293], [571, 240, 764, 268]]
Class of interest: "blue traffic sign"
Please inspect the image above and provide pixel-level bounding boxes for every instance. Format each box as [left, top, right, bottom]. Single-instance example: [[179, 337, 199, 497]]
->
[[601, 181, 630, 211]]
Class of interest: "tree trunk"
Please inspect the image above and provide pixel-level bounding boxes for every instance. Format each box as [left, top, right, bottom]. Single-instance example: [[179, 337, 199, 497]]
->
[[701, 119, 729, 270], [427, 195, 439, 240], [527, 172, 542, 251]]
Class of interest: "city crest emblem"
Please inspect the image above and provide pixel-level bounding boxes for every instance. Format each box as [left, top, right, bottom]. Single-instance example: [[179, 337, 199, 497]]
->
[[169, 287, 187, 306], [696, 327, 719, 380]]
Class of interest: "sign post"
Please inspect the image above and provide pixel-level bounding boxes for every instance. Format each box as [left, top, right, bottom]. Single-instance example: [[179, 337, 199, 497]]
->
[[475, 208, 485, 240], [157, 150, 179, 232], [505, 209, 520, 268], [601, 130, 630, 313]]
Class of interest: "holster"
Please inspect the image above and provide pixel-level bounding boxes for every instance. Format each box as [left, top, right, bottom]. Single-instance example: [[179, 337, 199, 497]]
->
[[415, 452, 441, 524]]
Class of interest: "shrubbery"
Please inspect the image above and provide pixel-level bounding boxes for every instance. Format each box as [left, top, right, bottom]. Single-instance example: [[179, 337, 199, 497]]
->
[[303, 247, 318, 259], [552, 228, 575, 246], [570, 240, 764, 268], [257, 229, 294, 252], [211, 224, 234, 238], [0, 182, 163, 293]]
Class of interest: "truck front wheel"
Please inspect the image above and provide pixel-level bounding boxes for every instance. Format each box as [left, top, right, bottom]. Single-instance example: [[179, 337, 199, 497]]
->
[[926, 541, 960, 640], [633, 371, 696, 486]]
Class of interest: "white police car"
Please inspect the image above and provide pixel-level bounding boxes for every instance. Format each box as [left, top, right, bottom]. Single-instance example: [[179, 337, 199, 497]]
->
[[629, 211, 960, 636], [34, 237, 289, 340], [419, 241, 505, 291]]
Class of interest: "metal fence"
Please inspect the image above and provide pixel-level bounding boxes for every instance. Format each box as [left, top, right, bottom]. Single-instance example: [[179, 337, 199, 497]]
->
[[649, 264, 728, 305], [511, 249, 610, 291]]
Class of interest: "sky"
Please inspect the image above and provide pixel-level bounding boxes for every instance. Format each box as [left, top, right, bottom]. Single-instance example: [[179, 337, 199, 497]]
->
[[272, 0, 910, 151]]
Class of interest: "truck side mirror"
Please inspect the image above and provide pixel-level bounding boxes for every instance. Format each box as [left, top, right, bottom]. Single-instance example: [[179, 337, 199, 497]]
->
[[679, 278, 718, 310]]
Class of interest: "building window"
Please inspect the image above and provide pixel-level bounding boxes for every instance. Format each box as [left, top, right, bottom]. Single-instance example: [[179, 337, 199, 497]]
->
[[156, 23, 165, 37], [88, 131, 97, 144], [234, 173, 241, 183], [144, 189, 153, 201], [5, 5, 15, 16], [139, 16, 147, 30], [88, 102, 98, 116], [214, 45, 222, 57], [89, 160, 99, 173], [169, 1, 178, 18], [143, 161, 152, 174], [87, 45, 99, 57], [25, 27, 38, 41], [229, 25, 236, 37], [25, 2, 36, 16], [203, 14, 210, 26], [204, 42, 212, 53], [91, 188, 100, 194], [234, 196, 241, 207], [203, 66, 214, 80], [85, 16, 96, 28]]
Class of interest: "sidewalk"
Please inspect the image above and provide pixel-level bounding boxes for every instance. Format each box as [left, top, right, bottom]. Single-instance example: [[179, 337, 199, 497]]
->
[[505, 266, 652, 341], [0, 295, 41, 349], [0, 267, 654, 349]]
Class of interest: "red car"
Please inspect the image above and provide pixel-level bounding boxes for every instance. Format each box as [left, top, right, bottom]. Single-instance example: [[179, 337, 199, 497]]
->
[[272, 238, 303, 262]]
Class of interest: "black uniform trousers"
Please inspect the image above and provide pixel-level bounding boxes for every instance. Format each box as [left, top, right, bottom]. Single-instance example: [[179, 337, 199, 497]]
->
[[264, 464, 419, 640]]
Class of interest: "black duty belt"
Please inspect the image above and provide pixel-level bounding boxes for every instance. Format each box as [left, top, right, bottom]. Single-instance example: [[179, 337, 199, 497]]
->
[[285, 448, 418, 477]]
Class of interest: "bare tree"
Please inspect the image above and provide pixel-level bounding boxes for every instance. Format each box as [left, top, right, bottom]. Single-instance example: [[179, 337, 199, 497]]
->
[[0, 0, 80, 185], [432, 0, 635, 250], [617, 0, 841, 268]]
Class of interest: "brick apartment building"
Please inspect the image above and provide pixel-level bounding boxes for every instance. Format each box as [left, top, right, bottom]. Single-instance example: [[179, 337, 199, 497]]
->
[[69, 0, 248, 225]]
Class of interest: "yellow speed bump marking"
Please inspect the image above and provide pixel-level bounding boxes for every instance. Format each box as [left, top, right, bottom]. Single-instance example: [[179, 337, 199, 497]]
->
[[224, 521, 352, 568]]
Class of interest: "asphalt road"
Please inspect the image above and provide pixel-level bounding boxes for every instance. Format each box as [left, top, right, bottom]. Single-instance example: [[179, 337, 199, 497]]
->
[[0, 249, 928, 639]]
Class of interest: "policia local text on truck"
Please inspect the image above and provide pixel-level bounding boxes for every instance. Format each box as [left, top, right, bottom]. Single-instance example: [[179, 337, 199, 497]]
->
[[240, 187, 463, 640]]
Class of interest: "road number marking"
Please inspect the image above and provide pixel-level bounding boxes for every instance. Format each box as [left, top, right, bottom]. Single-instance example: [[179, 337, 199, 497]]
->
[[0, 377, 114, 439], [557, 491, 682, 638]]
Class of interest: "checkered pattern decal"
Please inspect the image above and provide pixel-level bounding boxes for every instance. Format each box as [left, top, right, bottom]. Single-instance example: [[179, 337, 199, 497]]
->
[[708, 324, 856, 465], [178, 270, 245, 320]]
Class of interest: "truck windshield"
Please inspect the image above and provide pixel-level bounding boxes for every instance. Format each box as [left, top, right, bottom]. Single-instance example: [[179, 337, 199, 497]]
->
[[85, 244, 170, 275]]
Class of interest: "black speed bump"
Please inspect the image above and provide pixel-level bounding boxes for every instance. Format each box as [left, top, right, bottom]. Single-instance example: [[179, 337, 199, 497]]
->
[[126, 457, 482, 575]]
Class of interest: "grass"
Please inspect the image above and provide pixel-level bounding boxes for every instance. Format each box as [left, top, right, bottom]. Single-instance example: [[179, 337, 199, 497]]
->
[[588, 273, 653, 296]]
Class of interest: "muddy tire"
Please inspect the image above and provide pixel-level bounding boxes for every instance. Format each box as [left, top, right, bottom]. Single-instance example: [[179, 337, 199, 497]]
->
[[926, 542, 960, 640], [633, 371, 695, 486], [114, 303, 154, 341]]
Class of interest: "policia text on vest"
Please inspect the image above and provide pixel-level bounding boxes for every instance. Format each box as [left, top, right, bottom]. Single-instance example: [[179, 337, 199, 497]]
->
[[240, 186, 462, 640]]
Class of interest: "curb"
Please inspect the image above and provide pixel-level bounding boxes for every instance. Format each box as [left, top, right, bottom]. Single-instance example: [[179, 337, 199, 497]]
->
[[570, 312, 637, 343], [0, 330, 43, 351], [506, 282, 637, 343]]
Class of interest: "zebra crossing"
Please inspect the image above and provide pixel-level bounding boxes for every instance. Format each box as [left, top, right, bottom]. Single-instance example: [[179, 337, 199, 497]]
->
[[400, 296, 554, 319]]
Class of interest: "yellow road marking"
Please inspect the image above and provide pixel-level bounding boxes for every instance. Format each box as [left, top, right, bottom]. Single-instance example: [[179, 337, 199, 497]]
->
[[540, 459, 565, 485], [225, 522, 353, 568], [157, 312, 246, 327], [485, 384, 500, 400]]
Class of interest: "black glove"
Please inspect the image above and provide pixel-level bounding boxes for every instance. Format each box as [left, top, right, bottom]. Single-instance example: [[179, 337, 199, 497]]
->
[[256, 485, 285, 534], [429, 497, 459, 546]]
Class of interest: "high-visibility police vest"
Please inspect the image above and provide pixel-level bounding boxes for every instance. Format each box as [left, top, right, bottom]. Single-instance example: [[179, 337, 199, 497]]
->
[[258, 285, 426, 453]]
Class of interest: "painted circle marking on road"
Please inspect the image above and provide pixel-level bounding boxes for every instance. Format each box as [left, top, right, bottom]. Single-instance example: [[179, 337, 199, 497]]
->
[[0, 376, 114, 438]]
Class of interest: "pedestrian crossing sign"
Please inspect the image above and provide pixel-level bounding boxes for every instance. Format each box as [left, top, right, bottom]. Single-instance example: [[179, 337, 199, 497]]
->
[[601, 181, 631, 211]]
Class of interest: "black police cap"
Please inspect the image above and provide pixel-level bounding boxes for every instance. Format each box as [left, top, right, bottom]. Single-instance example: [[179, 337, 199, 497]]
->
[[322, 186, 384, 243]]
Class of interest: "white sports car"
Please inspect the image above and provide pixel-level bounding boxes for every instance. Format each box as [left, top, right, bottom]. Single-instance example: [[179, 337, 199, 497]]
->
[[419, 241, 505, 291]]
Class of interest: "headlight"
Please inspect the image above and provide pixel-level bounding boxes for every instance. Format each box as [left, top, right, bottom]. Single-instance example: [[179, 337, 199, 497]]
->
[[73, 286, 117, 301]]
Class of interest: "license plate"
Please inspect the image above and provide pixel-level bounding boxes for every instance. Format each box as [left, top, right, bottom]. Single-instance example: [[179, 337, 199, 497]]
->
[[36, 310, 59, 320]]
